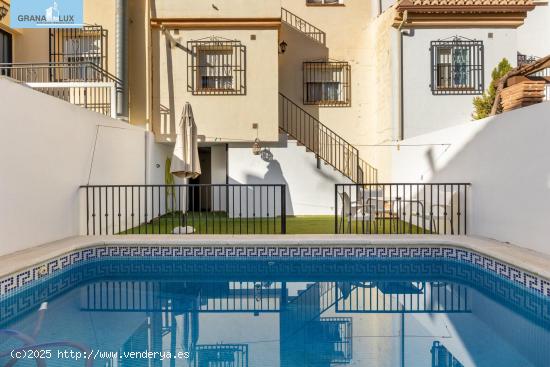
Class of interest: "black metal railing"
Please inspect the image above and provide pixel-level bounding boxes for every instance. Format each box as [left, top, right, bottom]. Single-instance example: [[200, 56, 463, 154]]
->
[[81, 281, 283, 313], [517, 52, 539, 68], [334, 281, 471, 313], [281, 8, 326, 45], [80, 184, 287, 235], [0, 61, 123, 117], [279, 93, 378, 184], [335, 183, 470, 235]]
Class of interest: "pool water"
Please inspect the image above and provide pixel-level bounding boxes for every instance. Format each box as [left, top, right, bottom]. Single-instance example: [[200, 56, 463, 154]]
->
[[1, 259, 549, 367]]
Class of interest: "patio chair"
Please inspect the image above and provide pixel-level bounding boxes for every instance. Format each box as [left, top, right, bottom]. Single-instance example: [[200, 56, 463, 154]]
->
[[338, 191, 370, 233], [410, 190, 459, 234]]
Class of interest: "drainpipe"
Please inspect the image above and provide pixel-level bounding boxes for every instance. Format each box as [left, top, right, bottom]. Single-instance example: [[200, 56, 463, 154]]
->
[[396, 11, 409, 141], [116, 0, 128, 118]]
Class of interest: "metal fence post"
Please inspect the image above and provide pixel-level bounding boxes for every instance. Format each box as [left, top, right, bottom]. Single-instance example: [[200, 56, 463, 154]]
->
[[281, 185, 286, 234], [334, 184, 338, 234]]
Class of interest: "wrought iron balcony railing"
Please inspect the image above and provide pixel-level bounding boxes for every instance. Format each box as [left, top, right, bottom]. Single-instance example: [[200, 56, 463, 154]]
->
[[0, 62, 123, 118]]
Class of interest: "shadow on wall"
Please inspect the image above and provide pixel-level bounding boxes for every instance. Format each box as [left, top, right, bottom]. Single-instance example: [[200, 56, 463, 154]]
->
[[228, 150, 295, 216], [395, 102, 550, 252], [279, 22, 329, 122]]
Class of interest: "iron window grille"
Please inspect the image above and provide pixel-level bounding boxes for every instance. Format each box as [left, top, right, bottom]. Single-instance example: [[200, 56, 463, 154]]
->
[[430, 36, 484, 95], [49, 25, 107, 81], [194, 344, 248, 367], [303, 60, 351, 106], [187, 37, 246, 95]]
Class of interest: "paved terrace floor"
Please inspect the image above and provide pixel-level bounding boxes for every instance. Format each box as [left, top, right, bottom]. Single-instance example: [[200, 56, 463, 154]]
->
[[1, 235, 550, 282]]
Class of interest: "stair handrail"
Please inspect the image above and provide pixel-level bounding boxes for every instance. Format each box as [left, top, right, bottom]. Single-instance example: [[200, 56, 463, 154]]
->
[[281, 8, 326, 45], [279, 93, 378, 184]]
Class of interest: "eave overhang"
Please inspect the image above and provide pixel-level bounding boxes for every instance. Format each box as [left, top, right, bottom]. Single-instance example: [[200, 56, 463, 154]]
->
[[392, 1, 536, 28]]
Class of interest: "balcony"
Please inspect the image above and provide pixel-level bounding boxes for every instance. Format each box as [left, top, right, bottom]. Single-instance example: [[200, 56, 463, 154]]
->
[[0, 62, 122, 118]]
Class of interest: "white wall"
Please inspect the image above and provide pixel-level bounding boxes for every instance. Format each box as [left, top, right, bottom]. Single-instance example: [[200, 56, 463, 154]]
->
[[392, 102, 550, 254], [517, 3, 550, 57], [228, 135, 350, 216], [0, 79, 168, 256], [402, 28, 518, 138]]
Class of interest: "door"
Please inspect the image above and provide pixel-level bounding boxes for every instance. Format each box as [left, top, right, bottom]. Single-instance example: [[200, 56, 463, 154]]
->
[[189, 147, 211, 211]]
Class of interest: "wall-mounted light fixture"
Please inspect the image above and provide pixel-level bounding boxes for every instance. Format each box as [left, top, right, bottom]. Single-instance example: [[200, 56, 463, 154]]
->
[[0, 5, 8, 20], [252, 138, 262, 155], [279, 40, 287, 54], [252, 123, 261, 155]]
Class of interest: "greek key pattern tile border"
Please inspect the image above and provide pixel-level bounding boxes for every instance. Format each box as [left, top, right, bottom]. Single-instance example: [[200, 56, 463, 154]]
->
[[1, 245, 549, 298]]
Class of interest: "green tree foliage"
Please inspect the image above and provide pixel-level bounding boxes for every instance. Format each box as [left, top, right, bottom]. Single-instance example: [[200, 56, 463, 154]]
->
[[472, 58, 513, 120]]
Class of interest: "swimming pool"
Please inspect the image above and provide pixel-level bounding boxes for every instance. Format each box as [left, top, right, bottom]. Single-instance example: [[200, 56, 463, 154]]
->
[[1, 247, 549, 366]]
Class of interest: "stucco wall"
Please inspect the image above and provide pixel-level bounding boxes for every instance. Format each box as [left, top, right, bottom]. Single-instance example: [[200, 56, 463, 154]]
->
[[0, 78, 168, 256], [402, 28, 517, 139], [151, 27, 279, 143], [152, 0, 281, 19], [392, 101, 550, 255], [279, 0, 392, 178], [517, 3, 550, 57], [228, 135, 350, 216]]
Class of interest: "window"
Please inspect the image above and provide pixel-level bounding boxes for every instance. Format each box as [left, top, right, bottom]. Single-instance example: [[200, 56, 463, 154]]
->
[[430, 37, 484, 95], [307, 0, 344, 5], [49, 26, 107, 81], [187, 37, 246, 95], [303, 61, 351, 106]]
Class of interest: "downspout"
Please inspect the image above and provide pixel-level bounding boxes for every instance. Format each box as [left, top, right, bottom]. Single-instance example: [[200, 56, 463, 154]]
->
[[396, 10, 408, 141], [116, 0, 129, 118]]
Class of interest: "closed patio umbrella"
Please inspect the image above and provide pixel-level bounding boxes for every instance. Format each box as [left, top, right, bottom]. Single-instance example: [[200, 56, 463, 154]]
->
[[170, 102, 201, 179]]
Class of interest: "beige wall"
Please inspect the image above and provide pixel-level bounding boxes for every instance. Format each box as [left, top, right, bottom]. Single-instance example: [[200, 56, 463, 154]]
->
[[128, 0, 150, 127], [279, 0, 394, 179], [83, 0, 116, 75], [151, 0, 281, 18], [151, 27, 279, 143]]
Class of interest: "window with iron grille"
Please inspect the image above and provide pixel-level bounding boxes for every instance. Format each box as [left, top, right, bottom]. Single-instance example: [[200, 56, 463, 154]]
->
[[49, 25, 107, 81], [187, 37, 246, 95], [303, 61, 351, 106], [430, 37, 484, 95]]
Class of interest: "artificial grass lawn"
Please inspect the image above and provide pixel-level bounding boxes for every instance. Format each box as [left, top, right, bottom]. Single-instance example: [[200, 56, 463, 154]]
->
[[121, 212, 426, 235]]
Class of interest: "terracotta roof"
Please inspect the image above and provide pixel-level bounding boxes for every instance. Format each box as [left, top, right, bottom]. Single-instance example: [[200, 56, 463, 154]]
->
[[393, 0, 536, 27], [396, 0, 536, 11], [398, 0, 533, 6]]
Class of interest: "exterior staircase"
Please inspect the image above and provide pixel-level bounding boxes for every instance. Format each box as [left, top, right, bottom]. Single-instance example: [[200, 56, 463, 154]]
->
[[279, 93, 378, 184], [281, 8, 326, 45]]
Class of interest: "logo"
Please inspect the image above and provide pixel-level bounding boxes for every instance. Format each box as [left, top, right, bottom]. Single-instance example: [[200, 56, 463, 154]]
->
[[10, 0, 83, 28]]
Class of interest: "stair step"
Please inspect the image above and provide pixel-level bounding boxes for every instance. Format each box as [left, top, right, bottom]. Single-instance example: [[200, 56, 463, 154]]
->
[[278, 93, 378, 184]]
